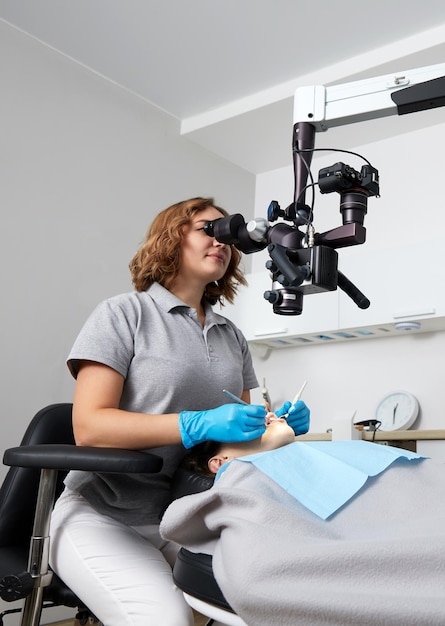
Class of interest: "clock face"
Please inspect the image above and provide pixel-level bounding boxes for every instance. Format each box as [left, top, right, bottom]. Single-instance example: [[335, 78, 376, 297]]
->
[[375, 391, 419, 431]]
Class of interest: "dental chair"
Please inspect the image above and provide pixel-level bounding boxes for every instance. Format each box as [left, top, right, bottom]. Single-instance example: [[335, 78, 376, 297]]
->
[[0, 403, 245, 626], [172, 548, 247, 626], [0, 403, 162, 626], [170, 473, 246, 626]]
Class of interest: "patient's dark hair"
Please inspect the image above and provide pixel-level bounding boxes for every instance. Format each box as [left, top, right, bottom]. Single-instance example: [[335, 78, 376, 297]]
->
[[181, 440, 222, 477]]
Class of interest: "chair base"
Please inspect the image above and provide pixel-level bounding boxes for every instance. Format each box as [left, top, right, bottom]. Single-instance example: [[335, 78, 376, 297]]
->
[[173, 549, 246, 626], [0, 606, 22, 626], [183, 594, 247, 626]]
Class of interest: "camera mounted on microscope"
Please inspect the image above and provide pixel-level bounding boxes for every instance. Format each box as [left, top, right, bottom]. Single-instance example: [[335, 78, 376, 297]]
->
[[203, 62, 445, 316]]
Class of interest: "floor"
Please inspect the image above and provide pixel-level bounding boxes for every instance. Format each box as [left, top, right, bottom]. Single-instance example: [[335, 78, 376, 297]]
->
[[192, 609, 210, 625]]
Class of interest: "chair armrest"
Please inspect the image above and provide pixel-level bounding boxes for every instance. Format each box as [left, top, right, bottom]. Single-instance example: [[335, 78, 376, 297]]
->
[[3, 444, 163, 474]]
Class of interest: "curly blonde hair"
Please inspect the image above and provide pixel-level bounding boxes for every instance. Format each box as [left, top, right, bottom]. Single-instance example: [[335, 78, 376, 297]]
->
[[129, 197, 246, 305]]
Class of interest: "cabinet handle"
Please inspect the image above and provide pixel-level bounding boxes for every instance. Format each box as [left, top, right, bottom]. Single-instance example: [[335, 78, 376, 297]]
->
[[254, 328, 288, 337], [393, 307, 436, 319]]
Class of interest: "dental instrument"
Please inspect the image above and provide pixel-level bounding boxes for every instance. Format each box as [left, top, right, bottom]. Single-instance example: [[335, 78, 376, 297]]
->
[[261, 378, 271, 408], [281, 380, 308, 419], [222, 389, 249, 405]]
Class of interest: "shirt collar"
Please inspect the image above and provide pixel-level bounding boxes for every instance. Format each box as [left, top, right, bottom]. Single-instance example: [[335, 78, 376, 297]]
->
[[146, 282, 187, 312], [146, 282, 227, 326]]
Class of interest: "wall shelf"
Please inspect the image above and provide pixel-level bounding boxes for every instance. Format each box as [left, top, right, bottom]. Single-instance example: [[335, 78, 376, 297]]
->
[[297, 429, 445, 442], [296, 429, 445, 453]]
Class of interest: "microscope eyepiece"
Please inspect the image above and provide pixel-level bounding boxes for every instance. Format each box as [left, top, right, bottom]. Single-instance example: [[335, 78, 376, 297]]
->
[[201, 214, 268, 254], [203, 219, 219, 237]]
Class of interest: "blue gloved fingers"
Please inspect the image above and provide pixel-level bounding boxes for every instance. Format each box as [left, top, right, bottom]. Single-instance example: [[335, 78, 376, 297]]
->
[[239, 404, 268, 428], [241, 416, 267, 429], [231, 404, 267, 440], [178, 403, 268, 448], [286, 399, 307, 417], [241, 403, 268, 417], [274, 401, 291, 418], [289, 415, 309, 434], [227, 412, 267, 438], [286, 400, 310, 436], [237, 423, 267, 442]]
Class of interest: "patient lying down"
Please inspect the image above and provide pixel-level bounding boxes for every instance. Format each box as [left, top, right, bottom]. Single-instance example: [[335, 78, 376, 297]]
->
[[182, 415, 296, 476], [164, 429, 445, 625]]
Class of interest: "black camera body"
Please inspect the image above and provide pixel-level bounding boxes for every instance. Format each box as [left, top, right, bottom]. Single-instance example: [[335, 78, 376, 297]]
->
[[318, 162, 379, 197]]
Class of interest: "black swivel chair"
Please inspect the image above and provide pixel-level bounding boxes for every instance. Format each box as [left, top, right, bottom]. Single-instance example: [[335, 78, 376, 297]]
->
[[0, 403, 241, 626], [0, 403, 163, 626]]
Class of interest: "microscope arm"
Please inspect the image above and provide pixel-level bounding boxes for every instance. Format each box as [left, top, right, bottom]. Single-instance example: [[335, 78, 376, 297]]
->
[[291, 62, 445, 219], [293, 62, 445, 131], [287, 62, 445, 312]]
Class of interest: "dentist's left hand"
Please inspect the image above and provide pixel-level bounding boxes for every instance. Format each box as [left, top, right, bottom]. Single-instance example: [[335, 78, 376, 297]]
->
[[178, 403, 267, 449], [275, 400, 310, 436]]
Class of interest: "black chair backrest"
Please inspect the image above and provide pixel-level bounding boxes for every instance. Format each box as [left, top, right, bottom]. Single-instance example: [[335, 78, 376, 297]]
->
[[0, 403, 74, 548]]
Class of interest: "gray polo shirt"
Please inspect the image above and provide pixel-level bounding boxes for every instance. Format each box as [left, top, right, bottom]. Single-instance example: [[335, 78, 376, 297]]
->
[[65, 282, 258, 524]]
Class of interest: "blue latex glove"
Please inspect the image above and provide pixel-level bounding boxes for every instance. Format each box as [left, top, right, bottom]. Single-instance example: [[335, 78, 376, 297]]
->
[[275, 400, 310, 436], [179, 403, 267, 449]]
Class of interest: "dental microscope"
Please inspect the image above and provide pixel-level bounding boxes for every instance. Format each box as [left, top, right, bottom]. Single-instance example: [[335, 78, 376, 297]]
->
[[204, 63, 445, 316]]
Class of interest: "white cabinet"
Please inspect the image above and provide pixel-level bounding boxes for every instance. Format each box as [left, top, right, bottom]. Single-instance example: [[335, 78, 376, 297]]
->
[[338, 240, 445, 329], [223, 239, 445, 349]]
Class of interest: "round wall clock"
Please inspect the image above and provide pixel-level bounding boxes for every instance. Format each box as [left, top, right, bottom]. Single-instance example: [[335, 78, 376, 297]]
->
[[375, 391, 419, 431]]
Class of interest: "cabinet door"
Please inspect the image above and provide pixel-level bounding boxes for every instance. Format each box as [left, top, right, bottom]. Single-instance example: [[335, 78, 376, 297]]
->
[[338, 241, 444, 329]]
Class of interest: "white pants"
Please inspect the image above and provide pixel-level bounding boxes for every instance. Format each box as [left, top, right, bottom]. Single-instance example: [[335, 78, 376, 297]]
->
[[49, 488, 193, 626]]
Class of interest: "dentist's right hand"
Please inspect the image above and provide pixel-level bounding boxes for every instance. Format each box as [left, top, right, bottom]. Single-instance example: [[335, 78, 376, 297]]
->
[[178, 403, 267, 449]]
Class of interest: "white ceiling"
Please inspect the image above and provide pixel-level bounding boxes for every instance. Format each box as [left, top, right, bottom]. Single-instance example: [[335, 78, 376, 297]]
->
[[1, 0, 445, 173]]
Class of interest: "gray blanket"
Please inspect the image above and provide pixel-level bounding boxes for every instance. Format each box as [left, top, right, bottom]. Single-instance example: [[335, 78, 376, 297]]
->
[[161, 457, 445, 625]]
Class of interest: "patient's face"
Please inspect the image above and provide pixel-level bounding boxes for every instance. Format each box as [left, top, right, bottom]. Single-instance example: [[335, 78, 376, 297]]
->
[[258, 418, 296, 451], [207, 418, 295, 474]]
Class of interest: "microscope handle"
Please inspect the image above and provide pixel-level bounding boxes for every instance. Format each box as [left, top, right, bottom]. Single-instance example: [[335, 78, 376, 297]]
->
[[337, 271, 370, 309], [268, 243, 310, 287]]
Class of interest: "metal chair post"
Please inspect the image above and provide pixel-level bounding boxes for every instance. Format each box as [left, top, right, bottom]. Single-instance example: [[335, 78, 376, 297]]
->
[[21, 468, 57, 626]]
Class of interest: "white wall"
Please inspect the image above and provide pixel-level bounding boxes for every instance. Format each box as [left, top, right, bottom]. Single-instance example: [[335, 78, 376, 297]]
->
[[0, 20, 256, 625], [0, 22, 255, 462], [248, 119, 445, 444], [0, 8, 256, 555]]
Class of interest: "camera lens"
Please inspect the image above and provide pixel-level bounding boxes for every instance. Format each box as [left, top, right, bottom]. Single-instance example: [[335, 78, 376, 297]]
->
[[340, 190, 368, 225], [264, 287, 303, 315]]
